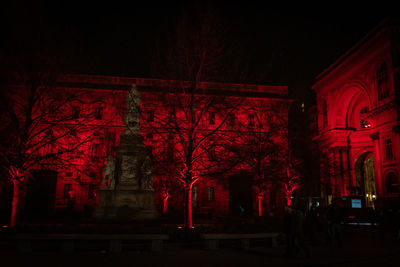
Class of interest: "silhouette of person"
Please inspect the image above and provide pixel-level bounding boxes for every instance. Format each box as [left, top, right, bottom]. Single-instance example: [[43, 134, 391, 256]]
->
[[326, 199, 343, 247]]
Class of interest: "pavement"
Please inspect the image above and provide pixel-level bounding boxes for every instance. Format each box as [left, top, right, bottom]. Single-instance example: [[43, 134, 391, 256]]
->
[[1, 226, 399, 267]]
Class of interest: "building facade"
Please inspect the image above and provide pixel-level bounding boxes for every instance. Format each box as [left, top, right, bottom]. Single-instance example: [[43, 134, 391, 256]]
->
[[21, 74, 290, 218], [312, 20, 400, 208]]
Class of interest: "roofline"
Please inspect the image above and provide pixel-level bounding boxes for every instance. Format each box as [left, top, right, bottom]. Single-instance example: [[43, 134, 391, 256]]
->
[[57, 73, 289, 97]]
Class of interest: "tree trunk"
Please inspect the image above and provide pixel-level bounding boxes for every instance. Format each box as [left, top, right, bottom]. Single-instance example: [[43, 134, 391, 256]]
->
[[185, 186, 193, 229], [162, 196, 168, 214], [257, 195, 263, 217], [10, 180, 24, 227], [286, 192, 293, 207]]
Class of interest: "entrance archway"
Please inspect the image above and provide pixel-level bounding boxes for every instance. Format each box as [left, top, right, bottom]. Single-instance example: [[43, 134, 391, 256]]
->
[[354, 153, 377, 208]]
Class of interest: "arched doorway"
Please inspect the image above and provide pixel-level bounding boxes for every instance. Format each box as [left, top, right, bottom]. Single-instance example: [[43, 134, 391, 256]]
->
[[354, 153, 377, 208]]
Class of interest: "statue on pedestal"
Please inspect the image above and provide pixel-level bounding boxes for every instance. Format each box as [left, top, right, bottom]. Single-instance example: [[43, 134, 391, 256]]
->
[[94, 84, 157, 220], [124, 84, 141, 135]]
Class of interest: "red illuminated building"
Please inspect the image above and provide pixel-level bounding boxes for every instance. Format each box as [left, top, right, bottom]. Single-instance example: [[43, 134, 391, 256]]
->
[[11, 74, 290, 219], [312, 20, 400, 208], [4, 16, 399, 226]]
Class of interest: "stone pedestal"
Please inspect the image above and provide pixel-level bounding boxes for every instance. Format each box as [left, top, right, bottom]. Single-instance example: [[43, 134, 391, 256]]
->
[[94, 84, 157, 220], [94, 134, 157, 220]]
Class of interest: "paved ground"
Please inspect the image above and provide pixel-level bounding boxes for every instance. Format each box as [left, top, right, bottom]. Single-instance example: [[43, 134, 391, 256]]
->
[[1, 226, 399, 267]]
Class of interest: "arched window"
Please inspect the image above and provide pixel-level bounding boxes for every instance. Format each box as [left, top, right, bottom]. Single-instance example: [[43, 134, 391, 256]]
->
[[385, 171, 399, 193], [376, 63, 389, 100], [360, 106, 370, 128]]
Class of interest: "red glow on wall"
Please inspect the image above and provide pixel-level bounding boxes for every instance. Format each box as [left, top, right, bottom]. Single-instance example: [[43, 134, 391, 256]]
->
[[312, 24, 400, 209], [2, 73, 290, 225]]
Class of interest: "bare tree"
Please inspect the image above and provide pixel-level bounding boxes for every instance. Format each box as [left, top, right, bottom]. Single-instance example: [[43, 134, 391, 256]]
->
[[225, 101, 291, 216], [0, 51, 119, 226], [147, 6, 249, 228]]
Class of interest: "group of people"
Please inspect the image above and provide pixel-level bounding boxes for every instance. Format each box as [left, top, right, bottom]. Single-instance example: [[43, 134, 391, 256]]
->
[[283, 200, 344, 259], [283, 200, 400, 259]]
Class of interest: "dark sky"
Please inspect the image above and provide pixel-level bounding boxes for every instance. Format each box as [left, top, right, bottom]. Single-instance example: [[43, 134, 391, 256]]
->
[[3, 1, 396, 102]]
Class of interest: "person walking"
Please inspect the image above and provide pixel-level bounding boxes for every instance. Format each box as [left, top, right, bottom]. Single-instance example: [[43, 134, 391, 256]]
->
[[283, 206, 310, 258], [326, 200, 343, 248]]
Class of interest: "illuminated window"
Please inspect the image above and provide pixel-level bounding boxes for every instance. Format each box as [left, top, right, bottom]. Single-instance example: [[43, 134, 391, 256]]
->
[[360, 107, 370, 129], [208, 187, 215, 201], [377, 63, 389, 100], [385, 138, 393, 160]]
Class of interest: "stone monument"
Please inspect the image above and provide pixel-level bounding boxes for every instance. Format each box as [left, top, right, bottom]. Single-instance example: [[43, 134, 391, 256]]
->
[[94, 84, 157, 219]]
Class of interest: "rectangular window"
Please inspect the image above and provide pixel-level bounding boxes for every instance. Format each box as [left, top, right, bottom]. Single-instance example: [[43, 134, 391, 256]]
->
[[228, 114, 235, 126], [248, 114, 254, 127], [377, 63, 389, 100], [148, 110, 154, 122], [165, 143, 173, 160], [94, 107, 102, 120], [73, 106, 80, 119], [168, 111, 174, 122], [208, 147, 216, 161], [208, 187, 215, 201], [64, 184, 72, 199], [385, 139, 393, 160], [209, 112, 215, 125], [42, 144, 53, 156], [88, 184, 96, 199], [146, 133, 153, 140], [91, 143, 101, 159]]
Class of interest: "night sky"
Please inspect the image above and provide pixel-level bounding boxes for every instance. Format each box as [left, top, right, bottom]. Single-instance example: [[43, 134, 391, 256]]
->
[[3, 1, 396, 103]]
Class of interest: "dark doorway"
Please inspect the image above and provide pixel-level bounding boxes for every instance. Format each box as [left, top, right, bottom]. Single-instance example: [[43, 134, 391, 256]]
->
[[24, 170, 58, 221], [229, 174, 253, 216]]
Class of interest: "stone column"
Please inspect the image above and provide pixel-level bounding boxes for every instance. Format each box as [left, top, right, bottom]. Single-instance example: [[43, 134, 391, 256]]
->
[[370, 132, 384, 200]]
